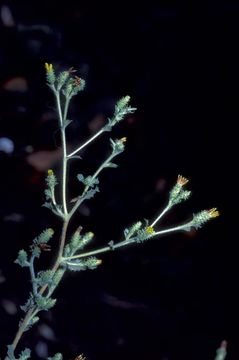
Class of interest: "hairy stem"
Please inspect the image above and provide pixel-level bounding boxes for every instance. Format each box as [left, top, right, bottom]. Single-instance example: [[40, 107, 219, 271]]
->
[[10, 219, 69, 353], [63, 223, 188, 261], [11, 307, 38, 352], [55, 91, 68, 215], [29, 256, 37, 297], [69, 152, 115, 219], [150, 204, 170, 227], [67, 128, 104, 158]]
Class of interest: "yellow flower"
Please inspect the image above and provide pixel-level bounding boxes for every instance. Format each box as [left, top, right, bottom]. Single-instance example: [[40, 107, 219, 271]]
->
[[145, 226, 155, 235], [208, 208, 220, 218], [45, 62, 53, 73], [47, 169, 54, 176], [177, 175, 189, 186], [120, 137, 127, 143], [95, 259, 103, 265]]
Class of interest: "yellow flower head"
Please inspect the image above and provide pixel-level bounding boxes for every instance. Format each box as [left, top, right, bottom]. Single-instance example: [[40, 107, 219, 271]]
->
[[208, 208, 220, 218], [45, 62, 53, 73], [120, 137, 127, 143], [47, 169, 54, 176], [177, 175, 189, 186], [145, 226, 155, 235], [96, 259, 103, 265]]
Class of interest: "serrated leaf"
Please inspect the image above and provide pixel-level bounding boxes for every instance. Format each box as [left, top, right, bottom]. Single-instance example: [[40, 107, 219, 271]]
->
[[44, 189, 52, 200], [66, 257, 101, 271], [7, 345, 15, 360], [48, 353, 63, 360], [42, 202, 53, 210], [36, 270, 54, 286], [24, 316, 39, 332], [83, 186, 100, 200], [15, 250, 29, 267], [35, 296, 56, 310], [20, 295, 34, 313], [18, 348, 31, 360]]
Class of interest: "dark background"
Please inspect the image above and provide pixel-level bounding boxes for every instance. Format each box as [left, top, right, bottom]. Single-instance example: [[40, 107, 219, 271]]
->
[[0, 1, 237, 359]]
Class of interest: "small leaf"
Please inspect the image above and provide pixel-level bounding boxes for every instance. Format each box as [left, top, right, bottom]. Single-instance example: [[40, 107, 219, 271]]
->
[[35, 296, 56, 311], [105, 162, 118, 168], [20, 295, 34, 313], [108, 240, 115, 250], [44, 189, 52, 200], [83, 186, 100, 200], [77, 174, 85, 183], [36, 270, 54, 286], [42, 202, 53, 210], [15, 250, 29, 267], [69, 155, 82, 160], [18, 348, 31, 360], [66, 257, 101, 271], [6, 345, 15, 360], [48, 353, 63, 360]]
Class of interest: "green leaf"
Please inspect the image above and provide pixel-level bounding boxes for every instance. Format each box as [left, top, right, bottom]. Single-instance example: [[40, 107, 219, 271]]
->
[[66, 257, 101, 271], [105, 162, 118, 168], [48, 353, 63, 360], [15, 250, 29, 267], [44, 189, 52, 200], [18, 348, 31, 360], [33, 228, 54, 245], [20, 295, 34, 313], [77, 174, 99, 187], [35, 296, 56, 311], [83, 186, 100, 200], [6, 345, 15, 360], [36, 270, 54, 286]]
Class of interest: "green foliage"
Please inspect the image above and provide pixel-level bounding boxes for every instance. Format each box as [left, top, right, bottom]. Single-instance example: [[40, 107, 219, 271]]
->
[[77, 174, 99, 187], [3, 63, 219, 360], [36, 228, 54, 244], [48, 353, 63, 360], [124, 221, 143, 239], [36, 270, 54, 286], [35, 296, 56, 311], [15, 250, 28, 267], [110, 138, 126, 155], [6, 346, 31, 360], [65, 257, 101, 271], [104, 95, 137, 131], [20, 295, 34, 313], [215, 341, 227, 360], [169, 183, 191, 207]]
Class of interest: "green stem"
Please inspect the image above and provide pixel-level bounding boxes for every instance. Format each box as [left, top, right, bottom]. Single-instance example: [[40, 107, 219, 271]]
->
[[8, 89, 71, 355], [29, 256, 37, 297], [11, 307, 38, 352], [68, 152, 115, 219], [62, 223, 188, 261], [55, 91, 68, 215], [9, 219, 69, 353], [67, 128, 104, 158], [150, 204, 170, 227]]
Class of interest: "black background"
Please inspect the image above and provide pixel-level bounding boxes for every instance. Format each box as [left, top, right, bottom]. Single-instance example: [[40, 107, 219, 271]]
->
[[0, 1, 237, 359]]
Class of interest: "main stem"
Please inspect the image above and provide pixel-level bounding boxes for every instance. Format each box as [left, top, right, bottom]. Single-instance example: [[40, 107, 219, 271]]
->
[[9, 91, 71, 354], [56, 90, 68, 215]]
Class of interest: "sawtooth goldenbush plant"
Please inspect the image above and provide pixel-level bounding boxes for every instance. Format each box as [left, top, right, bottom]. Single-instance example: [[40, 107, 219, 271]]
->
[[1, 64, 224, 360]]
